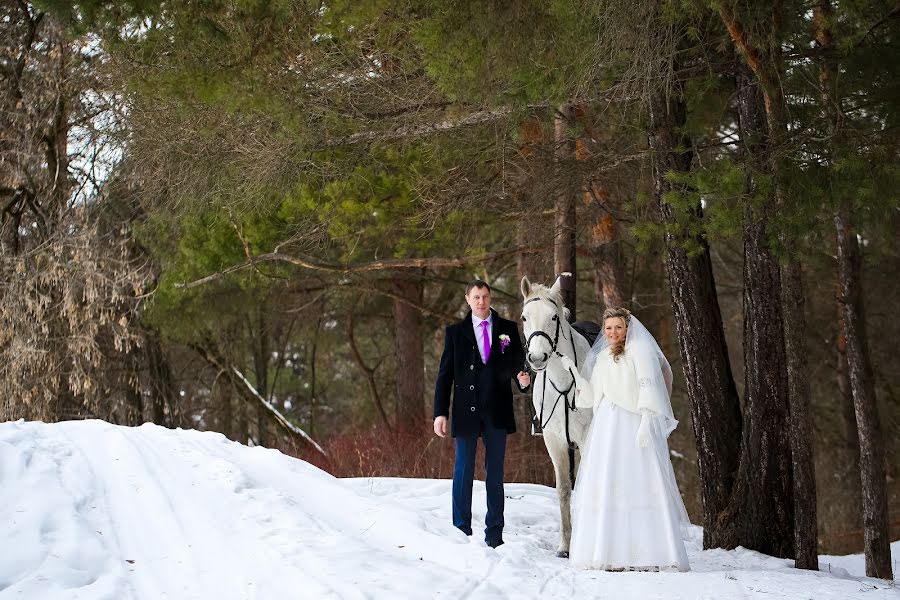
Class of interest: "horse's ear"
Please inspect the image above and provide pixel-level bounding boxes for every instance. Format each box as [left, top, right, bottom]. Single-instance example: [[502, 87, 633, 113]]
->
[[549, 275, 562, 296], [550, 272, 571, 297], [520, 275, 531, 299]]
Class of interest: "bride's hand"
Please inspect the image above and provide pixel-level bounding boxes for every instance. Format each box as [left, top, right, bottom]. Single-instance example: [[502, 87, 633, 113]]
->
[[636, 412, 652, 448], [558, 354, 577, 373]]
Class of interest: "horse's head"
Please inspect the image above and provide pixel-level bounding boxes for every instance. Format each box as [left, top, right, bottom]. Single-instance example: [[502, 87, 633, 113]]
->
[[520, 275, 570, 371]]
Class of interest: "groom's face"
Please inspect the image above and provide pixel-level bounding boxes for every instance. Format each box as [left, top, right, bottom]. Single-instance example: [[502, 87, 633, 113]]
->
[[466, 286, 491, 320]]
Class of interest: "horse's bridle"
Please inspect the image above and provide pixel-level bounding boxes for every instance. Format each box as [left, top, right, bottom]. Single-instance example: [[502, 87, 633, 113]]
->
[[522, 294, 581, 485], [523, 296, 566, 370]]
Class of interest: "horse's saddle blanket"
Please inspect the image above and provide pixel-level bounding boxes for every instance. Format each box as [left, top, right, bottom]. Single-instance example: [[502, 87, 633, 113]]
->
[[571, 320, 601, 347]]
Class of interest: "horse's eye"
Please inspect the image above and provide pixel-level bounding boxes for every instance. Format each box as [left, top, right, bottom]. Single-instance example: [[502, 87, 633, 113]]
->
[[551, 315, 558, 321], [521, 316, 527, 322]]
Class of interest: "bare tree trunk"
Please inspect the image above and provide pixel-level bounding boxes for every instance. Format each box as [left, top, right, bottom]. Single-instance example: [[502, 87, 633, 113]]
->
[[252, 310, 270, 447], [715, 67, 794, 559], [145, 329, 175, 427], [234, 380, 248, 443], [836, 307, 863, 524], [648, 88, 743, 550], [516, 191, 542, 283], [770, 0, 831, 569], [813, 0, 893, 568], [781, 258, 818, 568], [586, 183, 625, 310], [717, 3, 818, 560], [308, 320, 319, 438], [392, 274, 425, 429], [835, 208, 893, 579], [219, 375, 235, 441], [836, 307, 859, 452], [347, 311, 392, 430], [554, 102, 577, 319]]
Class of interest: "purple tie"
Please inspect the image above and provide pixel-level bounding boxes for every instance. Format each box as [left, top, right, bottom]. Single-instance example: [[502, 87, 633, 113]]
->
[[480, 320, 491, 363]]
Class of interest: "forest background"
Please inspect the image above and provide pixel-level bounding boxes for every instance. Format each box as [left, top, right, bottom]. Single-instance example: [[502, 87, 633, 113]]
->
[[1, 0, 898, 576]]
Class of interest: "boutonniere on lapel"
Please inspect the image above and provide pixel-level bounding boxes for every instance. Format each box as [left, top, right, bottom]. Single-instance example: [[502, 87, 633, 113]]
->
[[499, 334, 511, 354]]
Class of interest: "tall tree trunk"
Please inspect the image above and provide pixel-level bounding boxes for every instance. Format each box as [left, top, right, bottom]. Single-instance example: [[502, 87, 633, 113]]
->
[[146, 328, 175, 427], [47, 35, 70, 222], [516, 190, 542, 283], [815, 1, 890, 575], [308, 320, 319, 438], [586, 182, 625, 310], [836, 305, 863, 515], [554, 102, 577, 319], [648, 88, 743, 549], [781, 258, 817, 568], [234, 378, 248, 442], [718, 4, 817, 562], [516, 117, 546, 284], [252, 310, 270, 447], [392, 274, 425, 429], [774, 75, 817, 567], [835, 209, 893, 579], [715, 66, 794, 559], [219, 376, 235, 441]]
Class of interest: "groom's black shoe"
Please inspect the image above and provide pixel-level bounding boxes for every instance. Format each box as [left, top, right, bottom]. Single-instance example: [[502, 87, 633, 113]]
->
[[486, 538, 504, 549]]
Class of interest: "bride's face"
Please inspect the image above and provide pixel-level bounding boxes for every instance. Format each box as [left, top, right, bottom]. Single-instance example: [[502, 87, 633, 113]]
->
[[604, 317, 627, 347]]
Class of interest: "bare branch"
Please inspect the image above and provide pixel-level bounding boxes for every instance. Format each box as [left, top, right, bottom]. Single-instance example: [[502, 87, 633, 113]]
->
[[176, 244, 546, 290]]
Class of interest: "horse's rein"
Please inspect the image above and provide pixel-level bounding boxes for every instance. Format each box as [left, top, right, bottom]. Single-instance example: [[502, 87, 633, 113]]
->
[[523, 296, 582, 477]]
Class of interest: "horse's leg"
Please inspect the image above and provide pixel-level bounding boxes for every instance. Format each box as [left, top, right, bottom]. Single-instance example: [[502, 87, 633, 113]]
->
[[544, 436, 573, 558]]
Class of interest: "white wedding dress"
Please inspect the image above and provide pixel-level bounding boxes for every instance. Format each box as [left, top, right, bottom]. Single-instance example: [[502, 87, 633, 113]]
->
[[569, 347, 691, 571]]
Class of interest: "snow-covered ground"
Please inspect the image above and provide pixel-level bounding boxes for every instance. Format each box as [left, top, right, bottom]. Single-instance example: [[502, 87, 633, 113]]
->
[[0, 420, 896, 600]]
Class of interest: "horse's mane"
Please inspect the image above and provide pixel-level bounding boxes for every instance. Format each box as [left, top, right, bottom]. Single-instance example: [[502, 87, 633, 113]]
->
[[524, 283, 572, 322]]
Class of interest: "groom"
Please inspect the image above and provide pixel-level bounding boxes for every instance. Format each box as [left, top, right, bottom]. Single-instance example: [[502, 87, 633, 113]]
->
[[433, 280, 530, 548]]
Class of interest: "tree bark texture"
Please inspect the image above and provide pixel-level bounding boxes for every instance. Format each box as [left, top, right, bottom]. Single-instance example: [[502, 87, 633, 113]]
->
[[554, 102, 577, 319], [835, 208, 893, 579], [781, 257, 818, 568], [218, 376, 236, 442], [252, 311, 271, 447], [815, 0, 891, 576], [715, 68, 794, 559], [648, 89, 743, 549], [392, 274, 425, 429], [516, 190, 543, 284], [586, 183, 626, 310]]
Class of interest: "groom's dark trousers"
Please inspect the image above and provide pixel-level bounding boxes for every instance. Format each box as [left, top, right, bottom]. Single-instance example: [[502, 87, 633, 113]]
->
[[452, 417, 507, 540], [434, 308, 526, 545]]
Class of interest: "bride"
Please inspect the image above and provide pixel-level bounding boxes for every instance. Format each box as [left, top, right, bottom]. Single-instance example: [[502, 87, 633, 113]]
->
[[558, 307, 690, 572]]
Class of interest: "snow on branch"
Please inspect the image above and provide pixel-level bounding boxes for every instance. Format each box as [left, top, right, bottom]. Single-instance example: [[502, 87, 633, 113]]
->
[[230, 366, 327, 457]]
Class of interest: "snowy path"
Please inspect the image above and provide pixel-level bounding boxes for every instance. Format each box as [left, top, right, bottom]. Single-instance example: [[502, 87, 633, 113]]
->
[[0, 420, 896, 600]]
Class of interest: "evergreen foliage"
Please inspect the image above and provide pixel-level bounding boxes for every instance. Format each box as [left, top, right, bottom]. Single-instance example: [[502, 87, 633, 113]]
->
[[5, 0, 897, 557]]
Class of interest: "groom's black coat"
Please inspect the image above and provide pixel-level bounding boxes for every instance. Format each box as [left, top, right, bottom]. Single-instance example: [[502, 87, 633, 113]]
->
[[433, 308, 527, 437]]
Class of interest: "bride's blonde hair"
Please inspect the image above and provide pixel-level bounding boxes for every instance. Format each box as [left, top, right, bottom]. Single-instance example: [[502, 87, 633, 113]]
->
[[602, 307, 631, 361]]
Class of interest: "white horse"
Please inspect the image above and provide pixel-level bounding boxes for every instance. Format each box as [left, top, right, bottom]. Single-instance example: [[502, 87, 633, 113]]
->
[[520, 275, 594, 558]]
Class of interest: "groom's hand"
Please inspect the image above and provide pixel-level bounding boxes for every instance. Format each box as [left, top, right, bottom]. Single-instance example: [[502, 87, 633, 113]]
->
[[433, 416, 448, 438], [517, 371, 531, 388]]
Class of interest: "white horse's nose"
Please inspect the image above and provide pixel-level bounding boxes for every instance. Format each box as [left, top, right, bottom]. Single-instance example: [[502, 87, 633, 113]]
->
[[528, 352, 549, 368]]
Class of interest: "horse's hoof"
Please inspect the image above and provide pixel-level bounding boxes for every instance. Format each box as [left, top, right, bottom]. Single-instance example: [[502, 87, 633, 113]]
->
[[556, 551, 569, 559]]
